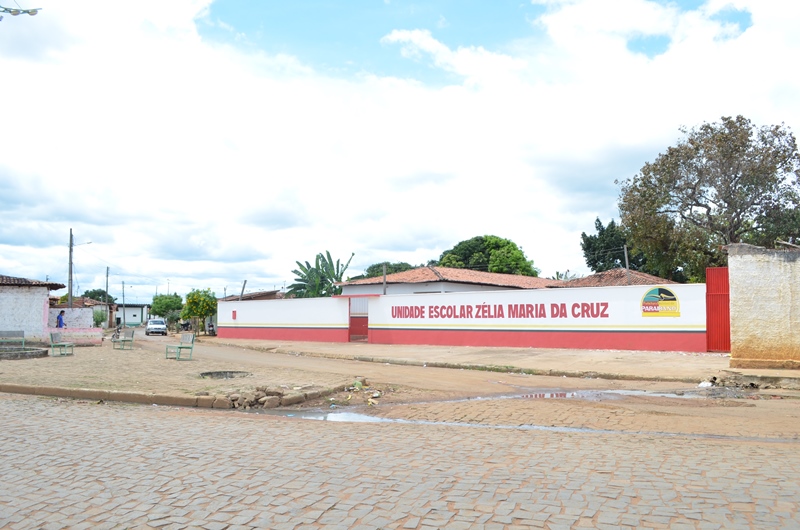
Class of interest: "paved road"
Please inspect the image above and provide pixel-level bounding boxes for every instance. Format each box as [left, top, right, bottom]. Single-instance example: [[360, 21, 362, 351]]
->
[[2, 392, 799, 529]]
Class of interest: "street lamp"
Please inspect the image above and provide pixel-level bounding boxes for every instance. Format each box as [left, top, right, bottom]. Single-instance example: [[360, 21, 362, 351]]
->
[[0, 5, 41, 20]]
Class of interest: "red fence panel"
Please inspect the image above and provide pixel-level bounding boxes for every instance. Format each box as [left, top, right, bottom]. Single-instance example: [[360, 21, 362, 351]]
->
[[706, 267, 730, 352]]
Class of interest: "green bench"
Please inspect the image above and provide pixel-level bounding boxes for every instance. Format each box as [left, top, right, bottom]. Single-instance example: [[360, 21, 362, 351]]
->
[[112, 329, 135, 350], [49, 332, 74, 356], [0, 331, 24, 348], [166, 333, 195, 361]]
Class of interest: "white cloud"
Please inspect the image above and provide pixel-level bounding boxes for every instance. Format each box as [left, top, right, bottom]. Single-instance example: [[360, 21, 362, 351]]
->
[[1, 0, 798, 297]]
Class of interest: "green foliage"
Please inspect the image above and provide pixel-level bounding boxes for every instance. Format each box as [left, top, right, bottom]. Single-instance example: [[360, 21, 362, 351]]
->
[[437, 235, 539, 276], [181, 288, 217, 321], [618, 115, 800, 282], [164, 309, 182, 327], [549, 270, 580, 281], [151, 293, 183, 317], [82, 288, 116, 303], [580, 218, 645, 273], [362, 262, 414, 278], [92, 310, 106, 327], [287, 251, 355, 298]]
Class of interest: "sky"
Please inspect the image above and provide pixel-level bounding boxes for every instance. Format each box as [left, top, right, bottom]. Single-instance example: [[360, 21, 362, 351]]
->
[[1, 0, 797, 304]]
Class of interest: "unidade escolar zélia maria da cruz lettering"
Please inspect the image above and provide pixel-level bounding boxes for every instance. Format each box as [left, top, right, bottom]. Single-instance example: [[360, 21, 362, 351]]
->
[[391, 303, 610, 320]]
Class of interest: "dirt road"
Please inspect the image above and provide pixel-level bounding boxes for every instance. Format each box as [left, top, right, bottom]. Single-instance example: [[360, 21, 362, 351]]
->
[[3, 333, 797, 442]]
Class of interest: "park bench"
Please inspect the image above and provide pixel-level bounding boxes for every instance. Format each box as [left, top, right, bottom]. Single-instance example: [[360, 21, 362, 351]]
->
[[112, 329, 135, 350], [0, 331, 24, 349], [165, 333, 195, 361], [49, 332, 74, 356]]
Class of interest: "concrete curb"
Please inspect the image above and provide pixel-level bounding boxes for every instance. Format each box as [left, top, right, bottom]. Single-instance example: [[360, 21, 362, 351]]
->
[[210, 341, 800, 390], [0, 382, 357, 408]]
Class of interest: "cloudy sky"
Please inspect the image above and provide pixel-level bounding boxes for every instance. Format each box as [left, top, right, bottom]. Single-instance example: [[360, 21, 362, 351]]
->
[[1, 0, 796, 303]]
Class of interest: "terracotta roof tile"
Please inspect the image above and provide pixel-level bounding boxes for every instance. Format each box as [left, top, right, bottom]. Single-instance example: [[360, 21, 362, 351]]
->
[[559, 269, 678, 288], [0, 274, 66, 290], [341, 266, 563, 289]]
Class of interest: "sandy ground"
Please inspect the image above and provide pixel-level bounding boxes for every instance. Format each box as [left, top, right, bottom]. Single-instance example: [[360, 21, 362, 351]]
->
[[2, 333, 800, 441]]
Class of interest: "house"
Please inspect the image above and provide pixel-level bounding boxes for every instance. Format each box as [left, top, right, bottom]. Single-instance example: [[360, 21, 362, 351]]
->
[[51, 296, 117, 328], [218, 290, 285, 302], [558, 268, 678, 288], [115, 303, 150, 327], [339, 266, 563, 296], [0, 275, 66, 342]]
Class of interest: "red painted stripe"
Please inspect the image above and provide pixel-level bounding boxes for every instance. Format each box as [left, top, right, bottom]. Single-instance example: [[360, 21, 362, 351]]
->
[[218, 327, 349, 342], [368, 328, 707, 352]]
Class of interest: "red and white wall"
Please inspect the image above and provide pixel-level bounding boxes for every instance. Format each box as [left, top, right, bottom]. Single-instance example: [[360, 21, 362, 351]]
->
[[218, 297, 350, 342], [370, 284, 707, 352], [218, 284, 707, 352]]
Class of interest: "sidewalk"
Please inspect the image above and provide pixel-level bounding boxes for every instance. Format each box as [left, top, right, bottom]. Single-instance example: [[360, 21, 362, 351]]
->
[[207, 337, 800, 389]]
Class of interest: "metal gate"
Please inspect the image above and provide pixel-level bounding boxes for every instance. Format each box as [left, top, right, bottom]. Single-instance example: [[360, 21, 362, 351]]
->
[[705, 267, 730, 352]]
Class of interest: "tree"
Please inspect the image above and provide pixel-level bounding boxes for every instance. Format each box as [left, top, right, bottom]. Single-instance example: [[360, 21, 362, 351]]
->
[[580, 218, 645, 273], [549, 270, 580, 281], [287, 251, 354, 298], [437, 235, 539, 276], [181, 288, 217, 332], [618, 115, 800, 282], [82, 288, 116, 303], [362, 262, 414, 278], [151, 293, 183, 317]]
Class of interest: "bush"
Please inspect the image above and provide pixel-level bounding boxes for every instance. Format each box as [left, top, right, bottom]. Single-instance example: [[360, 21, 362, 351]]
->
[[93, 310, 106, 327]]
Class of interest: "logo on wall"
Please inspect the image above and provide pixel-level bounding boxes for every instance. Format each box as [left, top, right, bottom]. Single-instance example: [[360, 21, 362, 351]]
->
[[641, 287, 680, 317]]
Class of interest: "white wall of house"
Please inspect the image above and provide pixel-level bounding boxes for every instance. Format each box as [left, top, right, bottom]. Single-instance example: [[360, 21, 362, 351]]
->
[[48, 307, 93, 329], [728, 244, 800, 367], [115, 305, 148, 326], [218, 297, 350, 329], [0, 285, 49, 340], [342, 281, 516, 296]]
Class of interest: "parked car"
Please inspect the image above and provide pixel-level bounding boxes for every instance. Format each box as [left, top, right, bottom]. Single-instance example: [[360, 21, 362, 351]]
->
[[145, 318, 168, 336]]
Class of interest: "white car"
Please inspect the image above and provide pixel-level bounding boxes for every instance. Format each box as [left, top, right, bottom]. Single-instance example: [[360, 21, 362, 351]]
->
[[145, 318, 168, 336]]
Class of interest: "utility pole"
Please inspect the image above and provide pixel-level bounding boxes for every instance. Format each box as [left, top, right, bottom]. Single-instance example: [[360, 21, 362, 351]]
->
[[624, 245, 631, 285], [68, 228, 73, 308], [105, 267, 110, 328], [122, 281, 126, 328]]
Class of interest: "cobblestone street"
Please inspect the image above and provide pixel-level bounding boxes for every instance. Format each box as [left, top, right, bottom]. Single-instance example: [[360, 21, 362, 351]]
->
[[2, 392, 799, 529]]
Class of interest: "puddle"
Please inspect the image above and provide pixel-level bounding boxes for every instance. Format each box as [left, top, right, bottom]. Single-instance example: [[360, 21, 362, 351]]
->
[[199, 371, 252, 379], [251, 408, 798, 443]]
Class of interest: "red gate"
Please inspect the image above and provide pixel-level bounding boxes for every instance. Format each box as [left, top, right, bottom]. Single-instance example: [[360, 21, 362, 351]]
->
[[706, 267, 730, 352]]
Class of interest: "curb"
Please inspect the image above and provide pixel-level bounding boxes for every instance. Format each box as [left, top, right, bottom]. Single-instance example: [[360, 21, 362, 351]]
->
[[0, 382, 354, 409], [209, 340, 800, 390]]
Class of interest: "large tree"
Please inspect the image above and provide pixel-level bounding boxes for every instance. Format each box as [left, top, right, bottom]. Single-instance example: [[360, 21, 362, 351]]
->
[[181, 288, 217, 332], [81, 288, 116, 303], [150, 293, 183, 317], [580, 218, 645, 273], [287, 251, 354, 298], [618, 115, 800, 281], [437, 235, 539, 276]]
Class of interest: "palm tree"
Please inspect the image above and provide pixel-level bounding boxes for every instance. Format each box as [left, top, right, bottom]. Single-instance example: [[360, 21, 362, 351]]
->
[[287, 251, 354, 298]]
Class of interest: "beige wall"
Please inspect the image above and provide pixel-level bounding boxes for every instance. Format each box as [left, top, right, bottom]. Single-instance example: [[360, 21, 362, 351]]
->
[[728, 244, 800, 369]]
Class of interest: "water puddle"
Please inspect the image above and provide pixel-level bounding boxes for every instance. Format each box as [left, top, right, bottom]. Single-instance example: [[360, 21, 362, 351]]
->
[[252, 408, 797, 443]]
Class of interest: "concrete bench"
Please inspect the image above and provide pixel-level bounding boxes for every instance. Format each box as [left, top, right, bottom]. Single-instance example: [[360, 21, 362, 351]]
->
[[166, 333, 195, 361], [0, 330, 24, 348], [112, 329, 135, 350], [49, 332, 74, 356]]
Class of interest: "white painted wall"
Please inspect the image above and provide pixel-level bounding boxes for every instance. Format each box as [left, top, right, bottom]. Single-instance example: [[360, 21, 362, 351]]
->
[[115, 305, 149, 326], [0, 285, 49, 340], [218, 297, 350, 328], [48, 308, 94, 329], [728, 244, 800, 363], [369, 284, 707, 332]]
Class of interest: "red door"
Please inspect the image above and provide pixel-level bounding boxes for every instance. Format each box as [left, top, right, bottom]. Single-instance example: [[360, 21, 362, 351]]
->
[[706, 267, 730, 352]]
